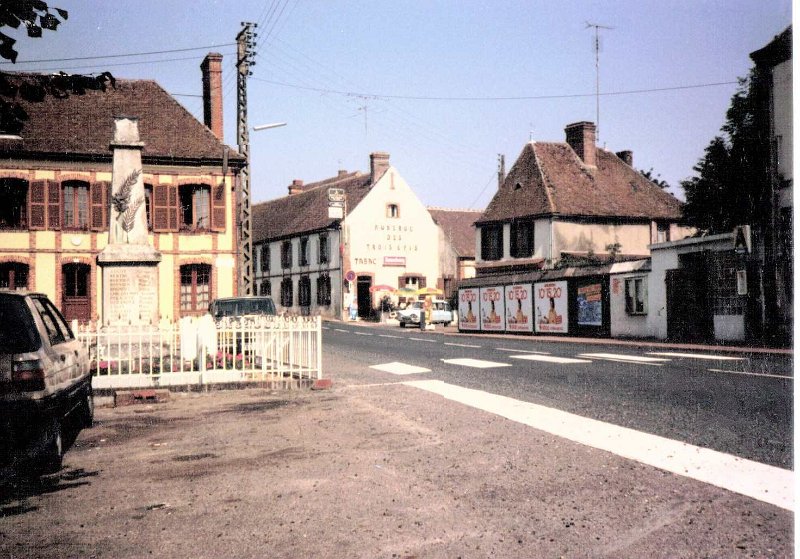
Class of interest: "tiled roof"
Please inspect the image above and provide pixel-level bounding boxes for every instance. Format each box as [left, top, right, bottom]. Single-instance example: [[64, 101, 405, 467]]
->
[[477, 142, 683, 224], [428, 207, 483, 258], [0, 72, 242, 163], [252, 172, 373, 242]]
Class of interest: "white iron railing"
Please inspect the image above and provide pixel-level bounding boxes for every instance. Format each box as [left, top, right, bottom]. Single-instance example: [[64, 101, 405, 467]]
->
[[74, 315, 322, 390]]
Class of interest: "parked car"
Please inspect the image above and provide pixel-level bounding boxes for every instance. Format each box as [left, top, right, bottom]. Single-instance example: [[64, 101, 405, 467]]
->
[[397, 299, 453, 327], [0, 290, 93, 475], [209, 296, 277, 323]]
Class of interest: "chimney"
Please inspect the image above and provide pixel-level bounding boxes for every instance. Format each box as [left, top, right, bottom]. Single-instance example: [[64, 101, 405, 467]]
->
[[201, 53, 224, 141], [370, 152, 390, 183], [616, 150, 633, 166], [338, 169, 348, 177], [565, 121, 597, 168], [498, 154, 506, 189], [288, 179, 304, 195]]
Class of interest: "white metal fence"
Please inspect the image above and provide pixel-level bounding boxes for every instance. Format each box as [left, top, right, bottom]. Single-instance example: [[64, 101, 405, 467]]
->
[[74, 315, 322, 390]]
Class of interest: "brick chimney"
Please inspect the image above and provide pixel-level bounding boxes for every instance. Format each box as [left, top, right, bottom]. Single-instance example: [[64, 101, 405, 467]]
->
[[201, 53, 224, 141], [565, 121, 596, 168], [370, 152, 390, 183], [616, 150, 633, 166], [288, 179, 304, 195]]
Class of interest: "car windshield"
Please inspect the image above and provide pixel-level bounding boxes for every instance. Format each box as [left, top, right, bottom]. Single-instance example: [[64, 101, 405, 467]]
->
[[0, 296, 41, 354], [214, 298, 276, 318]]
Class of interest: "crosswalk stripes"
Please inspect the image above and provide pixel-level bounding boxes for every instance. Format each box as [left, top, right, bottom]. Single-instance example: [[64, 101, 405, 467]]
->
[[441, 358, 511, 369], [647, 351, 745, 361], [578, 353, 670, 366], [370, 362, 431, 375], [509, 354, 592, 364]]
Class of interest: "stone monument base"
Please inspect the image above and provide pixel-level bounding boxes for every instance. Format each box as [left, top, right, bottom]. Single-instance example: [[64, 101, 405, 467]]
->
[[98, 245, 162, 326]]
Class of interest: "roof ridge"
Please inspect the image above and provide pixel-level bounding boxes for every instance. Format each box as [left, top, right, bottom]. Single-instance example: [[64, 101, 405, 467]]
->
[[427, 206, 483, 212]]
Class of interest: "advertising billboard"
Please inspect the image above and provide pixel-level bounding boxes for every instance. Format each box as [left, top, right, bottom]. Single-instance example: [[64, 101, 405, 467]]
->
[[479, 286, 506, 331], [534, 280, 568, 334], [457, 288, 480, 331], [577, 283, 603, 326], [505, 284, 533, 333]]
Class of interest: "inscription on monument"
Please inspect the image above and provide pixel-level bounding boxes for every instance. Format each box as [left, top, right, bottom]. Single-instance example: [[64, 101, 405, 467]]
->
[[104, 267, 158, 324]]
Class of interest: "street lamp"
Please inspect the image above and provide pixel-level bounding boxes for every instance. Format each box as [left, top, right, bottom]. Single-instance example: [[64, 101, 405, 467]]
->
[[253, 122, 287, 131]]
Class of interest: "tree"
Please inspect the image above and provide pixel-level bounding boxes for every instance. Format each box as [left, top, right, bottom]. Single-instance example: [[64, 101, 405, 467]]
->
[[680, 70, 769, 233], [639, 167, 670, 190], [0, 1, 114, 134]]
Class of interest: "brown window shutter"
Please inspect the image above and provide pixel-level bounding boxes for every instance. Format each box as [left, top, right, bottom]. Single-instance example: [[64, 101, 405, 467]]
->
[[46, 179, 61, 230], [167, 184, 178, 231], [152, 183, 170, 232], [419, 277, 426, 289], [210, 181, 225, 232], [28, 179, 47, 230], [90, 181, 109, 231]]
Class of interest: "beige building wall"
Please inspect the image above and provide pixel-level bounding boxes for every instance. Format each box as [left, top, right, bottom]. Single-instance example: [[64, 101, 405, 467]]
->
[[552, 221, 654, 257]]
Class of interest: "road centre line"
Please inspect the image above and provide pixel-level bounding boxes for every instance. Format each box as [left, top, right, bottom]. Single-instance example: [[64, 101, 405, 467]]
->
[[353, 331, 373, 336], [409, 337, 438, 343], [647, 352, 746, 361], [580, 353, 670, 363], [379, 334, 403, 339], [510, 354, 592, 364], [496, 348, 550, 354], [708, 368, 793, 380], [334, 328, 348, 333], [444, 342, 482, 348], [403, 379, 793, 511]]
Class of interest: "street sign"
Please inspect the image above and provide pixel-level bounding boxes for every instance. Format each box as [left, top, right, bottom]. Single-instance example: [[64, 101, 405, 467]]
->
[[345, 270, 356, 282]]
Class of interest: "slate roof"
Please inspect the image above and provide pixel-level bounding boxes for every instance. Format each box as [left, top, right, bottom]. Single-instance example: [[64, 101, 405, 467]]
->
[[252, 171, 373, 242], [0, 72, 242, 164], [428, 208, 483, 258], [476, 142, 683, 225]]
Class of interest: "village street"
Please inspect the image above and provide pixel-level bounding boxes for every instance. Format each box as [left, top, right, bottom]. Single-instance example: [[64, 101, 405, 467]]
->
[[0, 325, 792, 558]]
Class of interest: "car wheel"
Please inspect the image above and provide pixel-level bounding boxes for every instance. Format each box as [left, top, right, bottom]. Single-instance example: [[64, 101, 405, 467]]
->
[[80, 387, 94, 428], [39, 419, 63, 475]]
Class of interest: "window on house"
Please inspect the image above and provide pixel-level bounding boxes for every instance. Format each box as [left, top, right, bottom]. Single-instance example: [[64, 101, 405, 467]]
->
[[180, 264, 211, 313], [656, 223, 670, 243], [259, 279, 271, 297], [144, 184, 153, 230], [300, 237, 309, 266], [316, 274, 331, 305], [281, 241, 293, 269], [319, 234, 329, 264], [624, 277, 647, 315], [0, 262, 28, 290], [0, 179, 27, 229], [480, 225, 503, 261], [260, 245, 270, 272], [179, 184, 210, 230], [62, 181, 89, 229], [280, 277, 293, 307], [510, 219, 534, 258], [387, 204, 399, 218], [298, 275, 311, 307]]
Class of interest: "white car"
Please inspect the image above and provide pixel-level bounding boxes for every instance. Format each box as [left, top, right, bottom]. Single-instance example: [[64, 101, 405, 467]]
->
[[397, 300, 452, 327]]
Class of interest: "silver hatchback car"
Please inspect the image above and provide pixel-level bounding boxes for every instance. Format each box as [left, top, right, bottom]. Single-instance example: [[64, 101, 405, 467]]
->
[[0, 291, 93, 474]]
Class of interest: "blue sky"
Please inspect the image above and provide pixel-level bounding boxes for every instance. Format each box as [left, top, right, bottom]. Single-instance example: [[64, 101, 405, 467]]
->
[[2, 1, 792, 209]]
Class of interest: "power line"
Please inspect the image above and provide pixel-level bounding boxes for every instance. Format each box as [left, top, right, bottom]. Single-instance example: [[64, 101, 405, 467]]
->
[[253, 77, 739, 101], [16, 52, 237, 74], [0, 43, 237, 66]]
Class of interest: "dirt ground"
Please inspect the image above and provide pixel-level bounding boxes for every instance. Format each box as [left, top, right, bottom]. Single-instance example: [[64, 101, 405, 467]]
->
[[0, 365, 793, 558]]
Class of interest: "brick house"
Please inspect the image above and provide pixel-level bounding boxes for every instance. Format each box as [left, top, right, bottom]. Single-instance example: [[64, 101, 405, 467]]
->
[[0, 53, 245, 323]]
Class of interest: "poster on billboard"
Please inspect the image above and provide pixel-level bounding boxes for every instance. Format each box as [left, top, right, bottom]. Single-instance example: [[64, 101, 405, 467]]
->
[[457, 288, 480, 330], [534, 280, 568, 334], [479, 286, 506, 331], [577, 283, 603, 326], [505, 284, 533, 333]]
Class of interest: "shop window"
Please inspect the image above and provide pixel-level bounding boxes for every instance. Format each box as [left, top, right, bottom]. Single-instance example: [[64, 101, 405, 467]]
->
[[318, 234, 329, 264], [179, 184, 210, 230], [300, 237, 309, 266], [281, 241, 293, 269], [298, 275, 311, 307], [316, 274, 331, 305], [480, 225, 503, 261], [0, 179, 27, 229], [280, 277, 293, 307], [0, 262, 28, 290], [510, 219, 534, 258], [625, 277, 647, 315], [386, 204, 400, 218], [180, 264, 211, 313], [63, 181, 89, 230]]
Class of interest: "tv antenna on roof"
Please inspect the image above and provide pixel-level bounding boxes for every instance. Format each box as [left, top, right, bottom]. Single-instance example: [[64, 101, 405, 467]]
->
[[586, 21, 614, 143]]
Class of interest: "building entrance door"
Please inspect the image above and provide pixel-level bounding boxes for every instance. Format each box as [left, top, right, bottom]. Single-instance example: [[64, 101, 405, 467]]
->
[[666, 264, 712, 342], [62, 263, 91, 323], [356, 275, 372, 319]]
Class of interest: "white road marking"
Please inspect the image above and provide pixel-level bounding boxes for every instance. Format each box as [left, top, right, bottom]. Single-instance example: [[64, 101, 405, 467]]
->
[[647, 352, 746, 361], [334, 329, 348, 333], [709, 368, 793, 380], [496, 347, 550, 354], [378, 334, 403, 339], [579, 353, 669, 366], [403, 379, 793, 511], [370, 362, 431, 375], [510, 354, 592, 364], [444, 342, 482, 348], [409, 337, 438, 343], [441, 358, 511, 369], [353, 332, 373, 336]]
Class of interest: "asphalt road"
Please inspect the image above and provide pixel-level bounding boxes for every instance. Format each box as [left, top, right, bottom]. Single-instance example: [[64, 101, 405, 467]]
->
[[324, 321, 793, 469]]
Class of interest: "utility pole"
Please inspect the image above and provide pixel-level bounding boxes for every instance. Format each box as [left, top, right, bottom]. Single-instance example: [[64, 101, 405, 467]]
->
[[586, 21, 613, 144], [236, 21, 257, 295]]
